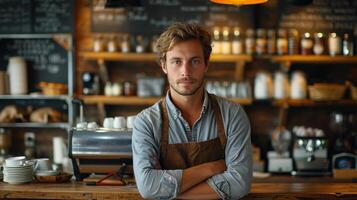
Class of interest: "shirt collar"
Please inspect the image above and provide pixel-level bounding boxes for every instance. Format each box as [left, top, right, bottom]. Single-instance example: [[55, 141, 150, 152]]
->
[[165, 90, 209, 120]]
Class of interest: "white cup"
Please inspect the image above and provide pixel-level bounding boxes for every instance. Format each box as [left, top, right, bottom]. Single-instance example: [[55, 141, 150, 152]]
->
[[76, 122, 88, 130], [5, 156, 26, 167], [87, 122, 98, 130], [126, 115, 136, 129], [33, 158, 52, 172], [113, 116, 126, 129], [103, 117, 114, 129]]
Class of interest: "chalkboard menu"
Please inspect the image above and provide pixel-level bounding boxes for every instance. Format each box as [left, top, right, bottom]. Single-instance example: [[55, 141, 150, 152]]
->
[[91, 0, 254, 34], [0, 0, 74, 34], [0, 37, 69, 92], [258, 0, 357, 34]]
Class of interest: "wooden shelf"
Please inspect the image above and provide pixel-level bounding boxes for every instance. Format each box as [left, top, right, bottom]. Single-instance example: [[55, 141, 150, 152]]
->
[[272, 99, 357, 107], [78, 52, 156, 62], [80, 95, 253, 106], [81, 96, 160, 106], [80, 96, 356, 107], [271, 55, 357, 64], [78, 51, 252, 62]]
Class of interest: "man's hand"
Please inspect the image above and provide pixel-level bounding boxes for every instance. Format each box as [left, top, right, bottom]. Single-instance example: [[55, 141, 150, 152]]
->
[[180, 159, 227, 194]]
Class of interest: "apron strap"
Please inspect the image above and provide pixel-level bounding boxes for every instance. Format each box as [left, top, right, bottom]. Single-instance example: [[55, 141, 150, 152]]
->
[[159, 98, 169, 161], [209, 94, 227, 150]]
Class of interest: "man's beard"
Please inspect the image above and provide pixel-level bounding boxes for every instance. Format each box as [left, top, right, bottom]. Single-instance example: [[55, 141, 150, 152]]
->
[[169, 77, 205, 96]]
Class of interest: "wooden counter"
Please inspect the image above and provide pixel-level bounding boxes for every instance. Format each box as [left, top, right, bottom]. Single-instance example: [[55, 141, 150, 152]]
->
[[0, 179, 356, 200]]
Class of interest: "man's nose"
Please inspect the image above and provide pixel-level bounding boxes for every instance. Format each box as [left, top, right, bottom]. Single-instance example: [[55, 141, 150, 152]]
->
[[181, 61, 191, 76]]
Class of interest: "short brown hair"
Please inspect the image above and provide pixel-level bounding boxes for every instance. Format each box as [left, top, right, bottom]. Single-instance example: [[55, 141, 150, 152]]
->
[[154, 22, 212, 65]]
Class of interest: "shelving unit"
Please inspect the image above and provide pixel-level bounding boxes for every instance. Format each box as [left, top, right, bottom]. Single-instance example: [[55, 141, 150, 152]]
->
[[78, 51, 357, 122], [0, 34, 75, 131]]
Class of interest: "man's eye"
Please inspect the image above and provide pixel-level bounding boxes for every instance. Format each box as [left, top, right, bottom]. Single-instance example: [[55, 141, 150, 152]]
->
[[192, 59, 201, 65], [172, 60, 181, 65]]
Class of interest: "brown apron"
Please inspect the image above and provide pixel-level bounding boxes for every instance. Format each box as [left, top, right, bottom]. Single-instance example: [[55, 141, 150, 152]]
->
[[159, 94, 226, 170]]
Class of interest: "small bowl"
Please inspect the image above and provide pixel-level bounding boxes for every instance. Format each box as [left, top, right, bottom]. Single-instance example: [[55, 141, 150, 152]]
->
[[36, 170, 60, 176]]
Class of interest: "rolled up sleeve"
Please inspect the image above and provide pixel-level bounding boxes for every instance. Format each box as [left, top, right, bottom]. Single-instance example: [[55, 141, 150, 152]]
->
[[207, 105, 252, 199], [133, 113, 183, 199]]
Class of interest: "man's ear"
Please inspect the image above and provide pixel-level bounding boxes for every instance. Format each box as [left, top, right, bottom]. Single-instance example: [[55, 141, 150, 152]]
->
[[161, 61, 168, 74]]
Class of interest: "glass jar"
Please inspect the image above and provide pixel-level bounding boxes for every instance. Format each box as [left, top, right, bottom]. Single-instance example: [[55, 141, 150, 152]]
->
[[267, 29, 276, 55], [221, 27, 231, 54], [343, 33, 354, 56], [313, 32, 325, 55], [212, 27, 222, 54], [288, 29, 299, 55], [301, 32, 313, 55], [256, 29, 267, 55], [121, 34, 131, 53], [232, 27, 243, 55], [328, 32, 341, 56], [245, 29, 255, 55], [277, 29, 288, 55]]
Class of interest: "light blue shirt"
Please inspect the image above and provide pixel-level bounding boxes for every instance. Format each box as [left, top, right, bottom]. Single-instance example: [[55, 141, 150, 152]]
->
[[132, 91, 252, 199]]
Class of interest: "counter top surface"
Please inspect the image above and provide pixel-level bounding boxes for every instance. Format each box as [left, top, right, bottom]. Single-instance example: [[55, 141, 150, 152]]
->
[[0, 177, 357, 200]]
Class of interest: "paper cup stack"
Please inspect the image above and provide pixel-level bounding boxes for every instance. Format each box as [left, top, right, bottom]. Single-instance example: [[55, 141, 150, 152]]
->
[[3, 156, 34, 184]]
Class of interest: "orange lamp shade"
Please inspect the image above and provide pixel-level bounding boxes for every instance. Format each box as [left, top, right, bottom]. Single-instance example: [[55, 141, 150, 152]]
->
[[210, 0, 268, 5]]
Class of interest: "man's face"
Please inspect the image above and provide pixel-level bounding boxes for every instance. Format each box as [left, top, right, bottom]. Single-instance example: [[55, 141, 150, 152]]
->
[[161, 39, 208, 96]]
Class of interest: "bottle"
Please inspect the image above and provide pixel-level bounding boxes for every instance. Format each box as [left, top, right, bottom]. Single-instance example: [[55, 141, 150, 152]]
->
[[93, 35, 104, 52], [107, 35, 118, 52], [267, 29, 276, 55], [277, 29, 288, 55], [301, 32, 313, 55], [256, 29, 267, 56], [232, 27, 244, 55], [313, 32, 325, 55], [288, 29, 299, 55], [121, 34, 131, 53], [135, 35, 145, 53], [212, 27, 222, 54], [328, 32, 341, 56], [245, 29, 255, 55], [221, 27, 231, 54], [342, 33, 354, 56], [151, 35, 158, 53]]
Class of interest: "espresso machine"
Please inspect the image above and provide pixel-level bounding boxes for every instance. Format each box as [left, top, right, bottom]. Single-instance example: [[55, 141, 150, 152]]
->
[[291, 126, 330, 176], [69, 128, 133, 181]]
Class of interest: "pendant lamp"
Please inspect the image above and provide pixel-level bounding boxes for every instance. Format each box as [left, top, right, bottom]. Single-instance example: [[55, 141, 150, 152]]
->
[[210, 0, 268, 5]]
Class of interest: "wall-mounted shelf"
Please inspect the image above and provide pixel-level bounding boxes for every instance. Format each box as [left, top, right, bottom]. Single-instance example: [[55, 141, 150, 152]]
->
[[272, 99, 357, 107], [270, 55, 357, 70], [80, 95, 253, 106], [0, 95, 72, 101], [78, 52, 252, 62], [271, 55, 357, 63], [0, 123, 71, 129], [78, 52, 252, 81]]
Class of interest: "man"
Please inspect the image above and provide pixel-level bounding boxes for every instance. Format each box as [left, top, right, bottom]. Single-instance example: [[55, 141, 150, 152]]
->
[[132, 23, 252, 199]]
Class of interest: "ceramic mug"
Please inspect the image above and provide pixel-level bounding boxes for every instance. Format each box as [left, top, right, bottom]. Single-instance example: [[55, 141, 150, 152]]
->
[[33, 158, 52, 172], [113, 116, 126, 129]]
